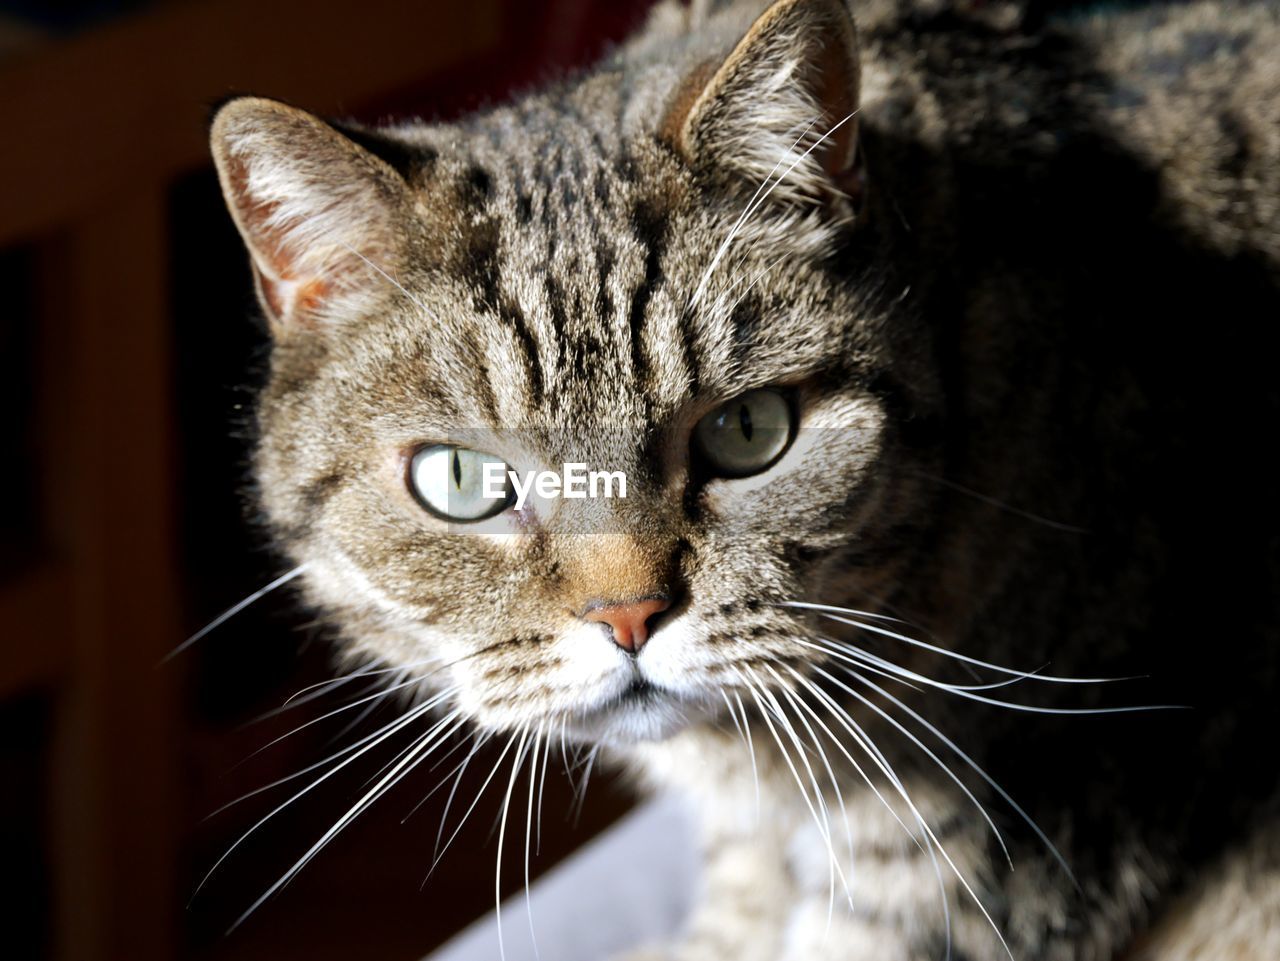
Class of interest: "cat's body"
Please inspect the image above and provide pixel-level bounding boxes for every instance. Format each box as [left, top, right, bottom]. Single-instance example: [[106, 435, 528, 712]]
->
[[209, 1, 1280, 958]]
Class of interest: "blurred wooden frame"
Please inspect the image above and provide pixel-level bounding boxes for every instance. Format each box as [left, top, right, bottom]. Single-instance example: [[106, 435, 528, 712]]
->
[[0, 1, 503, 959]]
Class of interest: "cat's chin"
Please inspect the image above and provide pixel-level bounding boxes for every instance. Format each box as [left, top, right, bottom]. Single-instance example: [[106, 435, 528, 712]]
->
[[567, 680, 698, 745]]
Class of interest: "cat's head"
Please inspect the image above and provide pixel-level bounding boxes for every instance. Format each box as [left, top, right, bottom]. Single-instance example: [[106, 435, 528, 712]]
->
[[211, 0, 937, 745]]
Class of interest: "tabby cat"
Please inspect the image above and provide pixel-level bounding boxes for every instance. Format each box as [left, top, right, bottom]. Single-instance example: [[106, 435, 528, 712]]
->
[[209, 0, 1280, 957]]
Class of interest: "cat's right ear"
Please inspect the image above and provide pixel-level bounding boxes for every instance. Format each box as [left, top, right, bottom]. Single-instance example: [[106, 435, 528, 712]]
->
[[210, 97, 410, 335]]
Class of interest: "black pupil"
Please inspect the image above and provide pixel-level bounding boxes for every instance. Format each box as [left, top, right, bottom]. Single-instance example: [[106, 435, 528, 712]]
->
[[738, 403, 753, 442], [451, 449, 462, 488]]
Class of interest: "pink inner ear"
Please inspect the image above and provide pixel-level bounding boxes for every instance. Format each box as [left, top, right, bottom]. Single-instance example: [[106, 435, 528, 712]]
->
[[227, 153, 328, 328], [813, 33, 860, 179], [254, 267, 329, 329]]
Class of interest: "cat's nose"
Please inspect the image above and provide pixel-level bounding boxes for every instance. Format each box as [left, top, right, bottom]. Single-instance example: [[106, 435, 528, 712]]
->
[[582, 596, 672, 653]]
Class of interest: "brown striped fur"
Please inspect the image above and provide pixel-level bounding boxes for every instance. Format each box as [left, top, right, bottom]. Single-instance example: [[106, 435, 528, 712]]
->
[[211, 1, 1280, 957]]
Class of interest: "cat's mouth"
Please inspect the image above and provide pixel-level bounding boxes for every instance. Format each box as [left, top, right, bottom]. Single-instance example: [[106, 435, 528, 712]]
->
[[617, 677, 659, 704], [569, 674, 693, 743], [601, 676, 664, 711]]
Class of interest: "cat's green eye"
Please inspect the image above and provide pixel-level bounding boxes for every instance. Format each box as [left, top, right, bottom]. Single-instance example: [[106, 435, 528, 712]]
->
[[408, 445, 514, 521], [693, 389, 794, 478]]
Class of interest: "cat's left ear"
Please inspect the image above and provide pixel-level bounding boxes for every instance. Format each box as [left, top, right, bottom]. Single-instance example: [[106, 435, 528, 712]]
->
[[210, 96, 411, 335], [662, 0, 863, 212]]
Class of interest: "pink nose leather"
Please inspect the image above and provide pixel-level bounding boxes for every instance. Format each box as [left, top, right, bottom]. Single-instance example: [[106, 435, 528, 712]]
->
[[583, 597, 671, 653]]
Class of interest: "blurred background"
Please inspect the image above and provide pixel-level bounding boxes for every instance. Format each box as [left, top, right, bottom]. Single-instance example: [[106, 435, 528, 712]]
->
[[0, 2, 657, 959]]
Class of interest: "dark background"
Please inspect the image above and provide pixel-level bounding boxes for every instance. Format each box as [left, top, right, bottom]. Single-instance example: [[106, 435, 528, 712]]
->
[[0, 2, 653, 960]]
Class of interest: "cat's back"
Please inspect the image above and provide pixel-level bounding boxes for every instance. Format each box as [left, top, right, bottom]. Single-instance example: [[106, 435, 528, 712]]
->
[[1067, 0, 1280, 269]]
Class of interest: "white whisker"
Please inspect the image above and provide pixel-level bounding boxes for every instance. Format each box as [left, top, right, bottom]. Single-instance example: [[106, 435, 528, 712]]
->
[[495, 725, 533, 961], [431, 730, 520, 876], [338, 239, 443, 325], [797, 672, 1005, 959], [690, 111, 859, 310], [359, 711, 468, 793], [818, 641, 1045, 693], [276, 658, 431, 710], [207, 685, 447, 819], [227, 705, 462, 930], [806, 663, 1011, 866], [739, 669, 852, 909], [769, 670, 855, 925], [196, 691, 451, 900], [327, 670, 413, 745], [732, 691, 762, 817], [267, 668, 386, 717], [782, 668, 925, 852], [812, 635, 1175, 715], [233, 670, 432, 767], [803, 635, 1014, 696], [557, 715, 570, 781], [163, 564, 307, 663], [847, 668, 1081, 888], [401, 731, 481, 825], [812, 681, 954, 958], [428, 730, 491, 863], [910, 471, 1090, 534], [569, 744, 600, 825], [782, 602, 1129, 683], [524, 727, 543, 960], [535, 731, 552, 857], [689, 118, 821, 311]]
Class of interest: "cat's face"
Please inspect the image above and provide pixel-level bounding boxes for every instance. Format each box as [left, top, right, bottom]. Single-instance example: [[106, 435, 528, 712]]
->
[[213, 0, 933, 745]]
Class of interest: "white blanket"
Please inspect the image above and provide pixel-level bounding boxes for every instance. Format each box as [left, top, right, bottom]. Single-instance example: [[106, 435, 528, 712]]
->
[[427, 795, 697, 961]]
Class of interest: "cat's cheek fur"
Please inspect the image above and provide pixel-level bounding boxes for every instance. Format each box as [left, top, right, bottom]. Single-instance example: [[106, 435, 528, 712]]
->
[[636, 617, 726, 694], [306, 545, 433, 624], [451, 622, 628, 731]]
